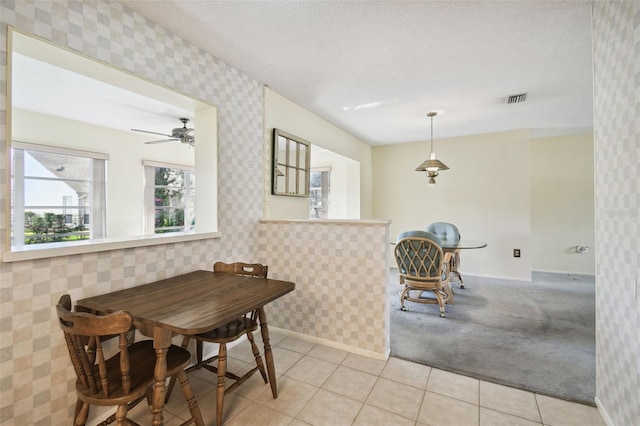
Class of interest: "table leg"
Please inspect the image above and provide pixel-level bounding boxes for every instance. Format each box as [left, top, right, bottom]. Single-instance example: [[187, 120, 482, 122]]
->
[[216, 343, 227, 426], [151, 328, 171, 426], [258, 307, 278, 398]]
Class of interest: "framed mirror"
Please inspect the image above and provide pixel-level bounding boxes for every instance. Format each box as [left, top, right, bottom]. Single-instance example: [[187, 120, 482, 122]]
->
[[272, 129, 311, 196]]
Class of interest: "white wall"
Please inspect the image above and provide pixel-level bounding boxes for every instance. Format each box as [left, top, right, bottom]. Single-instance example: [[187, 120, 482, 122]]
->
[[531, 133, 595, 274], [263, 88, 373, 219], [12, 109, 195, 238], [193, 106, 219, 233], [373, 129, 532, 281], [311, 148, 360, 219]]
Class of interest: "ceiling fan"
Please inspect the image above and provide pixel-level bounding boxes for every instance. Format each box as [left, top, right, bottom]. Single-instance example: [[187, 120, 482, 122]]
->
[[131, 117, 195, 147]]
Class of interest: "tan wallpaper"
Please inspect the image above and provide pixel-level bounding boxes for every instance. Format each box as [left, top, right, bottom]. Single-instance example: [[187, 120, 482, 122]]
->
[[258, 220, 390, 355], [1, 1, 637, 425], [592, 2, 639, 425], [0, 2, 391, 424], [0, 1, 261, 423]]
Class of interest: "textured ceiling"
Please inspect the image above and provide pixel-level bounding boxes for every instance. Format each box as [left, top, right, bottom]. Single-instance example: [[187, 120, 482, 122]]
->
[[121, 0, 594, 146]]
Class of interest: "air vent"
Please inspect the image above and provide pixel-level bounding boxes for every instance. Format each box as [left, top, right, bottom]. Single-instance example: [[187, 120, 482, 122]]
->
[[506, 93, 527, 104]]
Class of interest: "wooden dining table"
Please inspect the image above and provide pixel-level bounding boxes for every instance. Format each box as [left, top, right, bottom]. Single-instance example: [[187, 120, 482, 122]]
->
[[76, 270, 295, 426]]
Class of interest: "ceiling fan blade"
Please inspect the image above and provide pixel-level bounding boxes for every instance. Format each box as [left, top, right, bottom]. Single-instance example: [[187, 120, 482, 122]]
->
[[144, 138, 179, 144], [131, 128, 174, 138]]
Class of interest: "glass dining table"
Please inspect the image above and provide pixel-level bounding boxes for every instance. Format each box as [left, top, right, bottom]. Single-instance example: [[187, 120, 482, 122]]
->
[[440, 239, 487, 288]]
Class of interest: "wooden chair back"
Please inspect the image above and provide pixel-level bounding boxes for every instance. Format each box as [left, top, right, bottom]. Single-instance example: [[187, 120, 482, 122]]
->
[[56, 294, 135, 399], [170, 261, 271, 425], [213, 261, 268, 279]]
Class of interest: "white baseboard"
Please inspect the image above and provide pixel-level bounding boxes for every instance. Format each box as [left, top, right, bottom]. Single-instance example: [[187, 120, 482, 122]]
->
[[594, 397, 615, 426], [390, 267, 595, 282], [459, 272, 533, 282], [200, 327, 389, 362], [269, 326, 389, 361], [532, 269, 596, 276], [388, 267, 533, 282]]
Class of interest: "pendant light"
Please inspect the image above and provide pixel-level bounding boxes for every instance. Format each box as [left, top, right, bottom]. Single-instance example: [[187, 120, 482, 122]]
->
[[415, 112, 449, 186]]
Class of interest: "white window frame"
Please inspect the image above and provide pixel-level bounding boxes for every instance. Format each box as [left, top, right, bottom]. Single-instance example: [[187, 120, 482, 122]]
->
[[309, 166, 331, 219], [11, 142, 108, 248], [143, 160, 195, 235]]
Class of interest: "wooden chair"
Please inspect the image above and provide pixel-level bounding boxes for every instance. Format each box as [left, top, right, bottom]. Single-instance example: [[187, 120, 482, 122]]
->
[[56, 294, 203, 426], [394, 231, 453, 317], [165, 262, 269, 426]]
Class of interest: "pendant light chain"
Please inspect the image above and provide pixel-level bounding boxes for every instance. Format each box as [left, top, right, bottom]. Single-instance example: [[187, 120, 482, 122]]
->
[[415, 111, 449, 186]]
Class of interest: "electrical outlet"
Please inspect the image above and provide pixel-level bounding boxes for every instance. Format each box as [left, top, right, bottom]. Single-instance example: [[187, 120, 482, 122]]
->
[[513, 249, 521, 258]]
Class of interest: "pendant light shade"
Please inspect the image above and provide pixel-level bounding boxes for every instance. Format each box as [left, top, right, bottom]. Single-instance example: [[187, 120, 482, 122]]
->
[[415, 112, 448, 185]]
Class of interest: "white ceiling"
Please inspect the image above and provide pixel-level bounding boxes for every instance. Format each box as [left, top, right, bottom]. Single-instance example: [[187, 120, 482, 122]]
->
[[10, 28, 208, 141], [12, 53, 195, 139], [121, 0, 594, 146]]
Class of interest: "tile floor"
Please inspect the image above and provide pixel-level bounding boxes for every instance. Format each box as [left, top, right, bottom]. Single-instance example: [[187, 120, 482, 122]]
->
[[106, 331, 606, 426]]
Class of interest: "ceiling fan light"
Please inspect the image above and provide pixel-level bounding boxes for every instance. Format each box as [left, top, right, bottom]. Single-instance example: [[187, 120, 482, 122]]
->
[[134, 117, 195, 147]]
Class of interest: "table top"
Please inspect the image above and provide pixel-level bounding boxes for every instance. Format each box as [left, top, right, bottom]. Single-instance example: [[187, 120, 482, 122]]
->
[[441, 239, 487, 250], [391, 238, 487, 250], [76, 270, 295, 336]]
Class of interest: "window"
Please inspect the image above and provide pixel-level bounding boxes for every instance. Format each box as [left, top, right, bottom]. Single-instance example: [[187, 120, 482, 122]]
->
[[309, 167, 331, 219], [5, 29, 219, 262], [11, 142, 108, 247], [144, 161, 195, 234]]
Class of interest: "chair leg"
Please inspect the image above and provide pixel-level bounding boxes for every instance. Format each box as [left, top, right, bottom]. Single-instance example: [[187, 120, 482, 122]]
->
[[247, 330, 268, 383], [73, 399, 84, 424], [74, 401, 90, 426], [443, 282, 455, 304], [114, 404, 128, 425], [177, 370, 204, 426], [216, 343, 227, 426], [399, 287, 410, 311], [99, 395, 148, 425], [452, 270, 464, 287], [164, 335, 191, 404], [433, 290, 446, 318], [197, 340, 204, 366], [145, 388, 153, 407]]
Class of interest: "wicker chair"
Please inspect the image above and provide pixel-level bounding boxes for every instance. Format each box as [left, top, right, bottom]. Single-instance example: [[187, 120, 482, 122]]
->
[[395, 230, 453, 317], [426, 222, 464, 288]]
